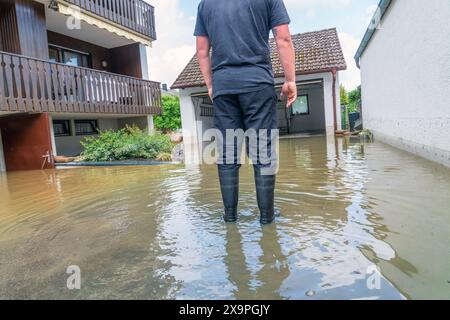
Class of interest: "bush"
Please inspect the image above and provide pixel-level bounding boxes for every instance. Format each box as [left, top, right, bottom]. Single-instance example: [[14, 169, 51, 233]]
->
[[154, 95, 181, 132], [348, 86, 361, 113], [80, 126, 173, 162]]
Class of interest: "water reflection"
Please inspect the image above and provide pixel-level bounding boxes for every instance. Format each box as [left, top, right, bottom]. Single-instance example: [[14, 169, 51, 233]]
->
[[224, 224, 290, 300], [0, 136, 449, 299]]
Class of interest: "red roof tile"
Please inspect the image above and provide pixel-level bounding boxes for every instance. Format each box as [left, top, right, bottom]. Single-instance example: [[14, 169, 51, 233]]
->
[[172, 28, 347, 89]]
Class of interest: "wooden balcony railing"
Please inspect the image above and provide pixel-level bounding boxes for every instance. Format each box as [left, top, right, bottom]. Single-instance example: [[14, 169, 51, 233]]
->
[[65, 0, 157, 40], [0, 51, 162, 115]]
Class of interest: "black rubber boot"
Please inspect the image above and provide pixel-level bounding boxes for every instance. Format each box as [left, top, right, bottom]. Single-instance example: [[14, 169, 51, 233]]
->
[[254, 167, 276, 225], [218, 166, 240, 222]]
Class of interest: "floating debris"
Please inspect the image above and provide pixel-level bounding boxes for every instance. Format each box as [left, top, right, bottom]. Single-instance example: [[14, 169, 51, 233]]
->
[[359, 129, 374, 143]]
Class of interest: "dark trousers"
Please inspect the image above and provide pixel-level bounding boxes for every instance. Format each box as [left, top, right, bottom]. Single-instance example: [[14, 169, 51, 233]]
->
[[213, 85, 278, 222], [214, 85, 278, 169]]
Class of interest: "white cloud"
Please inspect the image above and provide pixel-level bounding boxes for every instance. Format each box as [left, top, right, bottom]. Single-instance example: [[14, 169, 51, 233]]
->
[[338, 32, 361, 90], [306, 9, 316, 19], [146, 0, 362, 90], [365, 4, 379, 25], [146, 0, 196, 87], [284, 0, 352, 10]]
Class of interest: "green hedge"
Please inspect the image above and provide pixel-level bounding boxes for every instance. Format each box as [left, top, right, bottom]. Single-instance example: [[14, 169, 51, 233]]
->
[[80, 126, 173, 162], [154, 95, 181, 132]]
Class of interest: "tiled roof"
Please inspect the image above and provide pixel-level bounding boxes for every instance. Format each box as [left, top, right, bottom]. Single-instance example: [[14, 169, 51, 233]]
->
[[172, 28, 347, 89]]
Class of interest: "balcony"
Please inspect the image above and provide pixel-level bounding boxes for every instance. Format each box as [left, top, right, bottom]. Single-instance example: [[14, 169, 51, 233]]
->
[[62, 0, 157, 41], [0, 51, 162, 115]]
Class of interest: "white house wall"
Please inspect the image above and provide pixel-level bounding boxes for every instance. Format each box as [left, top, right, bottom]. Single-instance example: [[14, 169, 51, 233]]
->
[[179, 88, 203, 164], [139, 44, 155, 134], [275, 72, 341, 135], [360, 0, 450, 167]]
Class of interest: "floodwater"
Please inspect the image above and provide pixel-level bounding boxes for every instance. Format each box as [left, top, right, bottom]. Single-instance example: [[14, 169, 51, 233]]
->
[[0, 136, 449, 300]]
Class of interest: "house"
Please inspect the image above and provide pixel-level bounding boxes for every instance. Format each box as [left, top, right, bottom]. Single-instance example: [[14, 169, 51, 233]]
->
[[0, 0, 162, 172], [355, 0, 450, 167], [171, 28, 347, 162]]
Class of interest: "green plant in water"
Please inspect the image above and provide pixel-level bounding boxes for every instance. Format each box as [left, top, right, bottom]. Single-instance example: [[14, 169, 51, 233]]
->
[[81, 126, 174, 162], [359, 129, 374, 143], [156, 153, 173, 162]]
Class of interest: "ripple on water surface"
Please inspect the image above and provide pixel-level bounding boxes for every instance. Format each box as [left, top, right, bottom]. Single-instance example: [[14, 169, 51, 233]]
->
[[0, 137, 449, 299]]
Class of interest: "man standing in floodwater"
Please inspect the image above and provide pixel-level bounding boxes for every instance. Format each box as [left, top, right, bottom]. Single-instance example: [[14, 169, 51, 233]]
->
[[195, 0, 297, 224]]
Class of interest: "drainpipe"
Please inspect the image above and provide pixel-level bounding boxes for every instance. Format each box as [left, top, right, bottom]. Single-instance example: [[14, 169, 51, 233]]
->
[[331, 68, 338, 134]]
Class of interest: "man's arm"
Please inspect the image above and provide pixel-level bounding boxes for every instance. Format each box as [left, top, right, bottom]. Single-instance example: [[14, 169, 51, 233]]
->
[[273, 24, 297, 107], [196, 36, 213, 100]]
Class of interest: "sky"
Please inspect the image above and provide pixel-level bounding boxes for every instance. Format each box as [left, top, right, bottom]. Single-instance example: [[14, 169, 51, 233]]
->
[[147, 0, 380, 91]]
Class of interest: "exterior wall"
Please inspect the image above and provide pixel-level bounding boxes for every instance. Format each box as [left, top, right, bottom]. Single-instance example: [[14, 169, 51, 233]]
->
[[118, 116, 154, 133], [0, 0, 21, 54], [47, 31, 112, 72], [360, 0, 450, 167], [138, 45, 154, 134], [14, 0, 48, 59], [110, 43, 143, 78], [139, 44, 150, 80], [52, 116, 154, 156], [275, 72, 341, 135], [0, 130, 6, 172], [179, 88, 203, 164], [293, 86, 325, 132], [0, 0, 49, 59], [53, 118, 120, 156], [47, 34, 149, 77], [278, 83, 326, 133]]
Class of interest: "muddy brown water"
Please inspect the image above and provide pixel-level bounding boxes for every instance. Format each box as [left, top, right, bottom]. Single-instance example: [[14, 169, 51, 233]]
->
[[0, 137, 449, 300]]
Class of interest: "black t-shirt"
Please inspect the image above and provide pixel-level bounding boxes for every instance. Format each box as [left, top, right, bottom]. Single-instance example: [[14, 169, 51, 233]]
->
[[194, 0, 290, 98]]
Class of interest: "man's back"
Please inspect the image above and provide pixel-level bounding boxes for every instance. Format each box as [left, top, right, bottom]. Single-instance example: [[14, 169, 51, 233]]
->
[[194, 0, 296, 224], [195, 0, 290, 97]]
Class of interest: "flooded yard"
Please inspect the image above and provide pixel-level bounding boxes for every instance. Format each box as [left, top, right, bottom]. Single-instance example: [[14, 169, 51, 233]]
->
[[0, 137, 449, 300]]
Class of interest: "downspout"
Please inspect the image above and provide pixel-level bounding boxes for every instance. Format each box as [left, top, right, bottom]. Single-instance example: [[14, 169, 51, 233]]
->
[[331, 68, 338, 134]]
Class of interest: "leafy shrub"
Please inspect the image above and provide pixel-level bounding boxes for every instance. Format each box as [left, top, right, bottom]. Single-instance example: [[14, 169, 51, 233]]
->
[[80, 126, 173, 162], [348, 86, 361, 113], [154, 95, 181, 132]]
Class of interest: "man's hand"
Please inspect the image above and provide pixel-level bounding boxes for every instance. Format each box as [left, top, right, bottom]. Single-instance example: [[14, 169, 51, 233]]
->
[[281, 81, 297, 108], [273, 25, 296, 108], [208, 87, 213, 101]]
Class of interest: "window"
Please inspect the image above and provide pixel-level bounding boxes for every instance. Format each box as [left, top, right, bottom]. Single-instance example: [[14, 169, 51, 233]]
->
[[48, 47, 60, 64], [63, 50, 90, 68], [291, 95, 309, 116], [48, 45, 92, 68], [75, 120, 99, 136], [53, 120, 71, 137]]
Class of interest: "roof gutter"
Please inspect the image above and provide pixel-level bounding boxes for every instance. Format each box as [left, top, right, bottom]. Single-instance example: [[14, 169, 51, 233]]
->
[[354, 0, 393, 68]]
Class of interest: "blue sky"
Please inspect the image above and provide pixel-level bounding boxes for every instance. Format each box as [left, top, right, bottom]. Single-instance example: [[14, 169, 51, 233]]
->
[[148, 0, 380, 91], [179, 0, 377, 38]]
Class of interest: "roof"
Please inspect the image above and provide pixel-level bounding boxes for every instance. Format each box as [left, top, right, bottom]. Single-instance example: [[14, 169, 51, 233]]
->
[[171, 28, 347, 89], [354, 0, 393, 67]]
